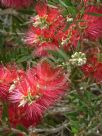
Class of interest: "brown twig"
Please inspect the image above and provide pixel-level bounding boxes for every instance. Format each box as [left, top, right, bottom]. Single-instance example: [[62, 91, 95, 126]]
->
[[0, 8, 18, 16], [30, 122, 68, 134], [0, 127, 27, 135]]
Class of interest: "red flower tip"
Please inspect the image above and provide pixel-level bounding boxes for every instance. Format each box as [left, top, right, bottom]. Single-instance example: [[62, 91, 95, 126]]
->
[[35, 2, 48, 17]]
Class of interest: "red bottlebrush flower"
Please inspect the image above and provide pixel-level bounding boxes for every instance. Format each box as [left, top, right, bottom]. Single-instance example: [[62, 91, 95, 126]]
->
[[35, 2, 60, 24], [25, 27, 51, 46], [8, 104, 38, 128], [80, 6, 102, 40], [0, 83, 9, 100], [47, 8, 60, 23], [35, 2, 48, 17], [0, 66, 14, 100], [25, 28, 41, 46], [1, 0, 33, 8], [60, 24, 80, 50], [25, 2, 66, 56], [8, 105, 23, 128], [93, 63, 102, 83], [34, 61, 68, 91], [0, 65, 25, 100], [0, 66, 13, 84], [81, 64, 94, 77], [0, 65, 25, 84], [9, 61, 68, 127], [81, 57, 102, 83], [25, 26, 61, 56], [32, 3, 62, 34]]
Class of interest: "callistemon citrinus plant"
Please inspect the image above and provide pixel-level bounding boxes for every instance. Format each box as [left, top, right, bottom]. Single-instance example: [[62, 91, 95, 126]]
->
[[0, 0, 102, 136]]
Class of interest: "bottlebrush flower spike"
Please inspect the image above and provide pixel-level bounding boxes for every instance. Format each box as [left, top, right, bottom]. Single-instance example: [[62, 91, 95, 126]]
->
[[0, 65, 14, 84], [0, 65, 25, 100], [93, 63, 102, 83], [0, 65, 14, 100], [8, 104, 38, 128], [80, 6, 102, 40], [25, 27, 44, 46], [25, 2, 66, 56], [81, 57, 102, 83], [9, 61, 69, 127], [35, 2, 60, 25], [0, 65, 25, 84], [1, 0, 33, 8], [31, 2, 63, 31], [35, 2, 48, 18], [25, 26, 60, 56], [61, 24, 80, 50]]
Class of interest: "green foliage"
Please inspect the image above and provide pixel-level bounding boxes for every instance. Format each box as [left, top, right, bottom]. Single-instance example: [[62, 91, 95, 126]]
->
[[67, 90, 102, 135]]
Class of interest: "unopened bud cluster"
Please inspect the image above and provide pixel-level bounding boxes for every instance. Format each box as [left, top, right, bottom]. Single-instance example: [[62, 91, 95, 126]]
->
[[69, 52, 87, 66]]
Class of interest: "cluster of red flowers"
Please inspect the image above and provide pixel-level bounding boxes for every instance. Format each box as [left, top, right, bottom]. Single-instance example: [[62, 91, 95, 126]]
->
[[0, 61, 68, 128], [25, 3, 102, 56], [25, 2, 66, 56], [24, 2, 102, 84]]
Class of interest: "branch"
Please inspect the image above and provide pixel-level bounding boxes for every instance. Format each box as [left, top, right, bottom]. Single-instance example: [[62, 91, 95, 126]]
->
[[0, 8, 18, 16], [30, 123, 68, 134], [0, 127, 27, 135], [46, 106, 72, 115]]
